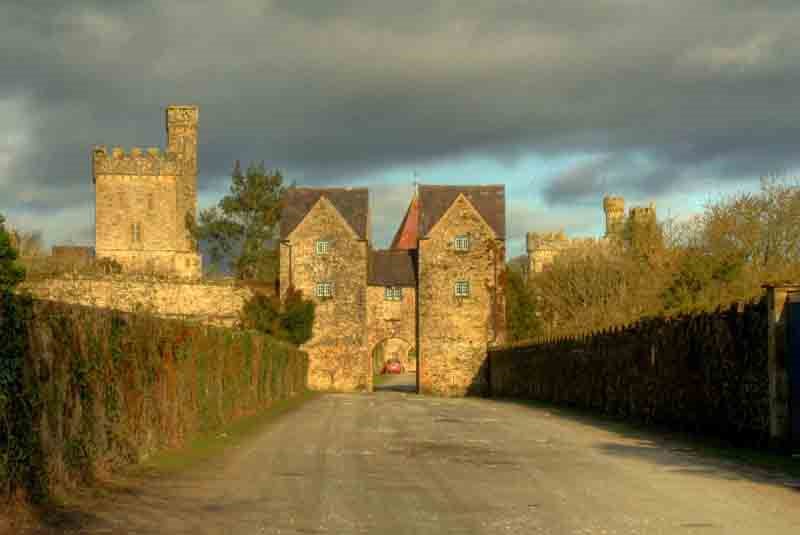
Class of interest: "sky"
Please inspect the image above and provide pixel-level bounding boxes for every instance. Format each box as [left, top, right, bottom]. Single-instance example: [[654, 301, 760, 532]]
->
[[2, 1, 800, 259]]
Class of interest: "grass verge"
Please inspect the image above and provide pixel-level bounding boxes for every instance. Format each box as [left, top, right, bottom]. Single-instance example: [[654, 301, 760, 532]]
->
[[133, 390, 319, 477]]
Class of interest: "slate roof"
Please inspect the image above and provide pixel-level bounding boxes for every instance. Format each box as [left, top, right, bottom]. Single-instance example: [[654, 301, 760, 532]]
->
[[368, 249, 417, 287], [389, 194, 419, 250], [418, 185, 505, 239], [280, 187, 369, 240]]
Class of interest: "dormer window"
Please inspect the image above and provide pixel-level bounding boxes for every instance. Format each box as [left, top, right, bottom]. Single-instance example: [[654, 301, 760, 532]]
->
[[454, 235, 470, 251], [454, 280, 470, 297], [384, 286, 403, 301], [315, 239, 330, 255]]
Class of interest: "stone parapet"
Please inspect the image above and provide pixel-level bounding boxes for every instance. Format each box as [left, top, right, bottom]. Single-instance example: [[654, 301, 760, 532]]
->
[[92, 145, 182, 179]]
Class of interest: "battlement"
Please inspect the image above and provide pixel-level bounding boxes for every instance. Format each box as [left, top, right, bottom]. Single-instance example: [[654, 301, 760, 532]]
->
[[629, 202, 656, 222], [92, 144, 181, 180], [602, 195, 625, 213], [166, 105, 199, 126], [526, 231, 568, 253]]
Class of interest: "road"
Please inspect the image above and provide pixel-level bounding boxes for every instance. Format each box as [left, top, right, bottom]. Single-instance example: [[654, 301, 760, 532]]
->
[[46, 390, 800, 534]]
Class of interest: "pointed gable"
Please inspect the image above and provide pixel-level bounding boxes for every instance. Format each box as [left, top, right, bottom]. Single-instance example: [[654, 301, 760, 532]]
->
[[389, 193, 419, 250], [418, 185, 505, 239], [280, 187, 369, 240]]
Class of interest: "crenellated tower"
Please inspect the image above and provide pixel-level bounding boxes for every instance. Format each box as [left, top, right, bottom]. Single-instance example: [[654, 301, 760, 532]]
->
[[603, 195, 625, 239], [92, 105, 201, 278], [166, 105, 199, 252]]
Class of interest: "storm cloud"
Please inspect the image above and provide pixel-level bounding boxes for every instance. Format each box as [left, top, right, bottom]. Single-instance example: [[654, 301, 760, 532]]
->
[[2, 1, 800, 247]]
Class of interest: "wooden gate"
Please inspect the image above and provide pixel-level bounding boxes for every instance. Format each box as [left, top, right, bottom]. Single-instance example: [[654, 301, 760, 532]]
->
[[788, 292, 800, 452]]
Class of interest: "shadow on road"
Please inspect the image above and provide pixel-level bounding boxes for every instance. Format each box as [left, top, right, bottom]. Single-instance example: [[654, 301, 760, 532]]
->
[[374, 373, 417, 393], [488, 397, 800, 491]]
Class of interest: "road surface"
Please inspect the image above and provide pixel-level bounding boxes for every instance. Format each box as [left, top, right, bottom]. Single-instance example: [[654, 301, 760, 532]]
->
[[38, 391, 800, 534]]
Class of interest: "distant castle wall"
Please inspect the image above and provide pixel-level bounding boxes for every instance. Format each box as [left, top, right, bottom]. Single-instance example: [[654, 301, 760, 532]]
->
[[22, 275, 258, 327], [527, 195, 657, 277], [92, 105, 201, 279]]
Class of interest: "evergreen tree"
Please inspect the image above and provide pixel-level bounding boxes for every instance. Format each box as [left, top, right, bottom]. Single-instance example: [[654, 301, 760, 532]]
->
[[187, 161, 286, 280]]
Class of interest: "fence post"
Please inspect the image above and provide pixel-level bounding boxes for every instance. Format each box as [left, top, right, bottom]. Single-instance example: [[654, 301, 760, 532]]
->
[[765, 284, 800, 450]]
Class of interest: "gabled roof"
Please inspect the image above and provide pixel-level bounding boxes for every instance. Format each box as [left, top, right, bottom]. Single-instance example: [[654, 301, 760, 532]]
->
[[368, 249, 417, 287], [280, 187, 369, 240], [389, 193, 419, 250], [418, 185, 505, 239]]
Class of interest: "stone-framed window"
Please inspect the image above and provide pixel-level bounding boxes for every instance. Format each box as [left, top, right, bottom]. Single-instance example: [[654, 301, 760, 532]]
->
[[147, 193, 155, 211], [384, 286, 403, 301], [315, 239, 330, 255], [315, 281, 334, 298], [132, 222, 142, 243], [454, 235, 471, 251], [454, 280, 470, 297]]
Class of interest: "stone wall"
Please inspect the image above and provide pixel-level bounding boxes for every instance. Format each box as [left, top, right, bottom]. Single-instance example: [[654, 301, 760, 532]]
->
[[92, 105, 200, 279], [14, 298, 307, 497], [418, 194, 506, 396], [279, 197, 370, 391], [488, 301, 771, 445], [366, 285, 416, 372], [21, 275, 258, 326]]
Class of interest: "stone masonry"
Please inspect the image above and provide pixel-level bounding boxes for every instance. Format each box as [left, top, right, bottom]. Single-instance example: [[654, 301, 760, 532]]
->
[[280, 193, 371, 391], [527, 195, 657, 276], [280, 184, 506, 395], [92, 105, 201, 278], [280, 185, 505, 396], [417, 191, 506, 396]]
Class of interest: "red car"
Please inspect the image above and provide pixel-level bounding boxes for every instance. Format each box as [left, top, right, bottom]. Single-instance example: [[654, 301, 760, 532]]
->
[[382, 358, 404, 374]]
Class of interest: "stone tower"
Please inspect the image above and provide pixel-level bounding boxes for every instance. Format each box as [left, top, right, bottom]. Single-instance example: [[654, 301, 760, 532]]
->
[[166, 105, 199, 252], [92, 105, 202, 278], [526, 231, 570, 274], [629, 202, 656, 228], [603, 195, 625, 239]]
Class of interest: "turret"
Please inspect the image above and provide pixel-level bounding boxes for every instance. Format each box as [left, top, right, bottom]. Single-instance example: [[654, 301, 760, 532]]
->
[[166, 105, 199, 252], [166, 105, 198, 169], [603, 195, 625, 239]]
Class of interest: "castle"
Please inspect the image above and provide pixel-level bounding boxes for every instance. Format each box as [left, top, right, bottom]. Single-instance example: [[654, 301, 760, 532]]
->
[[526, 195, 657, 275], [91, 106, 506, 396], [92, 105, 202, 278], [279, 185, 507, 395]]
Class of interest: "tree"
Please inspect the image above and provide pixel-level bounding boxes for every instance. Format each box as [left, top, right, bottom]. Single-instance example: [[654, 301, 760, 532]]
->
[[0, 215, 25, 293], [505, 267, 542, 343], [187, 161, 286, 280], [239, 286, 315, 346]]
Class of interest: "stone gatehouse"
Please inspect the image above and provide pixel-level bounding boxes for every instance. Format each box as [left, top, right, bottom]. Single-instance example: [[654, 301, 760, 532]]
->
[[279, 184, 507, 396]]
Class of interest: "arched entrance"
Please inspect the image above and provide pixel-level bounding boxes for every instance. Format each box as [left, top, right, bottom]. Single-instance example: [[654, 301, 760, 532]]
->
[[371, 337, 416, 393]]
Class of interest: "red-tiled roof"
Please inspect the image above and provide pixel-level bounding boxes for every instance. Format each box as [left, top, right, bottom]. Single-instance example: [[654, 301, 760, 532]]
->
[[280, 187, 369, 240], [389, 194, 419, 250]]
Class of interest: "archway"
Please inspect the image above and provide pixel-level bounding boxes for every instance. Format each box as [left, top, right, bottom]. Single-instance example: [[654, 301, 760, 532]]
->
[[371, 337, 416, 393]]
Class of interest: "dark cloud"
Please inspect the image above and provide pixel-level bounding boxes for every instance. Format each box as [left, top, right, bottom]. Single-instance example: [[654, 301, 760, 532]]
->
[[2, 1, 800, 243]]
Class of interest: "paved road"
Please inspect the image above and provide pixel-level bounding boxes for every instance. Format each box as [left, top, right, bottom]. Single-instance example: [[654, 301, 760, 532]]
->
[[62, 392, 800, 534]]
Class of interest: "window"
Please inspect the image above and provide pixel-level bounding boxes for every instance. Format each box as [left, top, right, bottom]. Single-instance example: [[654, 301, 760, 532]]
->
[[315, 239, 330, 255], [454, 280, 470, 297], [147, 194, 155, 211], [132, 222, 142, 243], [315, 281, 333, 298], [384, 286, 403, 301], [454, 235, 470, 251]]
